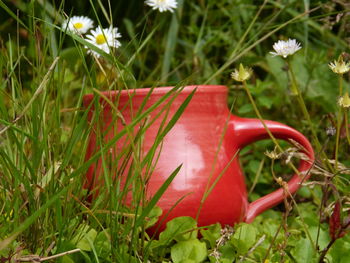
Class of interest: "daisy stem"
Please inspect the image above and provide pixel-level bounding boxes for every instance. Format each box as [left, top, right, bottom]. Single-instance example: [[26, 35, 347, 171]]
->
[[286, 59, 322, 154], [338, 73, 343, 95], [242, 81, 281, 151], [287, 60, 299, 96], [335, 75, 343, 170], [345, 110, 350, 146], [242, 81, 300, 175]]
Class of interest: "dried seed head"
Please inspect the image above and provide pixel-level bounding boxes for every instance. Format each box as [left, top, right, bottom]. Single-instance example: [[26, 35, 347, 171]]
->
[[326, 126, 336, 137], [329, 54, 350, 74], [231, 64, 253, 82]]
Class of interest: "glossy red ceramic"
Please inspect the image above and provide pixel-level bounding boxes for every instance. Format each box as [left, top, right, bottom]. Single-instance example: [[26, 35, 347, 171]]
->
[[83, 85, 314, 231]]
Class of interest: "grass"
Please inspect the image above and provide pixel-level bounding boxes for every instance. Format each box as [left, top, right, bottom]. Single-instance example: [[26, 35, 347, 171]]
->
[[0, 0, 349, 262]]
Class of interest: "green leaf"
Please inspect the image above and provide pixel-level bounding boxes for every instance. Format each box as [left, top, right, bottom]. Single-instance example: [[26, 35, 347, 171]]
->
[[219, 242, 236, 262], [329, 238, 350, 263], [257, 96, 273, 109], [247, 160, 261, 175], [94, 229, 111, 259], [265, 54, 288, 92], [145, 206, 163, 229], [159, 216, 198, 244], [231, 223, 257, 255], [309, 226, 330, 251], [291, 238, 316, 263], [61, 255, 75, 263], [238, 104, 253, 114], [71, 225, 97, 251], [200, 223, 221, 248], [171, 239, 207, 263]]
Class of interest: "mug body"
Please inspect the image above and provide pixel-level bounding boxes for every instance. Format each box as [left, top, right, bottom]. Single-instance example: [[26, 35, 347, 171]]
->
[[83, 85, 248, 230]]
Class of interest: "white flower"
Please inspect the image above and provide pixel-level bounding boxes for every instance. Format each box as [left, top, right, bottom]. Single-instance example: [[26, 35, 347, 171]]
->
[[62, 16, 94, 34], [145, 0, 178, 13], [270, 39, 302, 58], [85, 26, 122, 57]]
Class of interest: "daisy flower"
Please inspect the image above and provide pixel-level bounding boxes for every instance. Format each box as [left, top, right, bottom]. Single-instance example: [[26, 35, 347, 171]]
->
[[145, 0, 178, 13], [85, 26, 122, 57], [231, 64, 253, 82], [329, 56, 350, 75], [62, 16, 94, 34], [270, 39, 302, 58]]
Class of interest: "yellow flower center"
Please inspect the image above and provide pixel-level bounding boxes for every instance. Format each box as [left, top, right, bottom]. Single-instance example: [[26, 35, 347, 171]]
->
[[73, 22, 83, 29], [96, 34, 107, 45]]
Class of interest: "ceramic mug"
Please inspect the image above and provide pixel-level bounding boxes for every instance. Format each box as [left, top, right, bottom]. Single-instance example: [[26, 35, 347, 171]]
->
[[83, 85, 314, 232]]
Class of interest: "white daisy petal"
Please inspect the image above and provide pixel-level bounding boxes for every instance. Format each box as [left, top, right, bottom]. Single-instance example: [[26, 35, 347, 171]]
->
[[85, 26, 122, 58], [270, 39, 302, 58], [145, 0, 178, 13], [62, 16, 94, 34]]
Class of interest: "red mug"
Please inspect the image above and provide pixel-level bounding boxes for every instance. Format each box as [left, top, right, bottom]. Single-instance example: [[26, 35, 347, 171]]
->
[[83, 85, 314, 231]]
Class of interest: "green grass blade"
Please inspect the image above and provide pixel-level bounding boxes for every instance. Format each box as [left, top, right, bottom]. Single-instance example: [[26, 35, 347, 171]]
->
[[141, 87, 196, 168], [134, 164, 182, 228], [0, 0, 31, 32], [161, 0, 184, 82], [72, 86, 183, 178], [0, 186, 69, 250]]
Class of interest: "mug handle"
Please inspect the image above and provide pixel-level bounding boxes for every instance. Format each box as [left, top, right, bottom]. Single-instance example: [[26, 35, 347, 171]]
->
[[231, 116, 315, 223]]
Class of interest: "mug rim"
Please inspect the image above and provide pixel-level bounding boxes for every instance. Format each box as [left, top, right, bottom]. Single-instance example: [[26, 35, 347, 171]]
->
[[83, 85, 228, 105]]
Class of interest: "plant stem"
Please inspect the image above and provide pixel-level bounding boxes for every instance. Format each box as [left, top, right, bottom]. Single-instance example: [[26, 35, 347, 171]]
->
[[318, 238, 336, 263], [286, 59, 336, 175], [242, 81, 301, 176], [345, 110, 350, 145], [286, 59, 321, 152], [335, 75, 343, 170], [243, 81, 283, 153]]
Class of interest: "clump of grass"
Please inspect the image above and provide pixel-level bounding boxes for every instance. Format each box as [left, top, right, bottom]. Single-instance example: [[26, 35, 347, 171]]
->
[[0, 1, 349, 262]]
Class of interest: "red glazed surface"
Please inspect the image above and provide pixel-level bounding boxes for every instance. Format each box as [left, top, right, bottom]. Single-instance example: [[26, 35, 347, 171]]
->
[[83, 85, 314, 232]]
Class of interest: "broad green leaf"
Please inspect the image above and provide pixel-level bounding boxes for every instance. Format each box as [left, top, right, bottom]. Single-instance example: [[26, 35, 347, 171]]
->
[[71, 225, 97, 251], [309, 226, 330, 251], [231, 223, 257, 254], [159, 216, 198, 244], [257, 96, 273, 109], [200, 223, 221, 248], [218, 242, 236, 262], [265, 55, 288, 92], [291, 238, 316, 263], [247, 160, 261, 175], [145, 206, 163, 229], [61, 255, 75, 263], [238, 104, 253, 114], [94, 229, 111, 258], [294, 203, 319, 227], [329, 238, 350, 263], [171, 239, 207, 263]]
